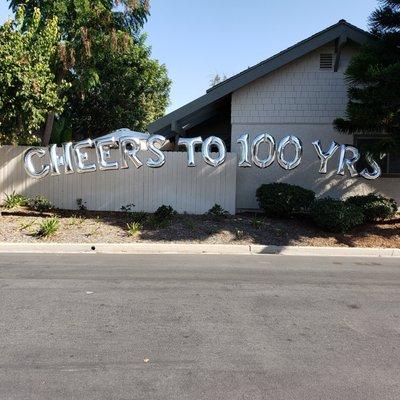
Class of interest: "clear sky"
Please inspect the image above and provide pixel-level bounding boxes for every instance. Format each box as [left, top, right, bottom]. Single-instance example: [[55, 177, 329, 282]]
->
[[0, 0, 378, 112]]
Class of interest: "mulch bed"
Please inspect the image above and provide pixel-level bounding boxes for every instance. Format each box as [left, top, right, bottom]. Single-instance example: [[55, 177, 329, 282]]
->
[[0, 208, 399, 248]]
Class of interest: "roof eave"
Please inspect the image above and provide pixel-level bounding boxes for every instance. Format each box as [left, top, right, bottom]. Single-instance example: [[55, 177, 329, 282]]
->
[[148, 21, 370, 134]]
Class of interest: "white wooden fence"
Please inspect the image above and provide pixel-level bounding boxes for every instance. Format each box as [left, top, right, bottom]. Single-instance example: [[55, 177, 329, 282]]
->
[[0, 146, 237, 214]]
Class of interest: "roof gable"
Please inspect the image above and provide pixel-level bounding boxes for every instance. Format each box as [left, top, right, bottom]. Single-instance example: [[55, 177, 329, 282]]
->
[[148, 20, 370, 134]]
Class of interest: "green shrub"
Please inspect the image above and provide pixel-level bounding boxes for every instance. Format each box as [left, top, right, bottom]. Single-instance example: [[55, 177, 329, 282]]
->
[[129, 211, 148, 224], [28, 196, 53, 212], [346, 194, 397, 222], [149, 205, 177, 228], [3, 191, 28, 209], [183, 218, 196, 230], [207, 204, 229, 220], [154, 205, 176, 220], [120, 204, 148, 224], [3, 193, 54, 212], [127, 221, 143, 236], [310, 198, 364, 233], [35, 217, 60, 237], [256, 183, 315, 218]]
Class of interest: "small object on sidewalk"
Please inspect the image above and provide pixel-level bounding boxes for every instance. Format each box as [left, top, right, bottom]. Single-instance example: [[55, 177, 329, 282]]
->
[[86, 291, 94, 295], [143, 358, 150, 363]]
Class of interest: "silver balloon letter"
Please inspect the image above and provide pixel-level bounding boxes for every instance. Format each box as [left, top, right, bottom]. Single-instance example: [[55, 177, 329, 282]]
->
[[237, 133, 251, 168], [147, 135, 166, 168], [49, 143, 74, 176], [96, 137, 119, 171], [49, 144, 64, 176], [178, 137, 203, 167], [120, 136, 143, 169], [202, 136, 227, 167], [277, 135, 303, 170], [73, 139, 97, 174], [312, 140, 340, 174], [360, 153, 382, 180], [337, 145, 360, 177], [251, 133, 276, 169], [63, 142, 75, 175], [24, 148, 50, 179]]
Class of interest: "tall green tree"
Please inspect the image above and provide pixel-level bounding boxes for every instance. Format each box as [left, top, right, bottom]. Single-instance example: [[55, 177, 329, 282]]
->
[[69, 34, 170, 137], [9, 1, 150, 38], [334, 0, 400, 152], [8, 0, 170, 144], [0, 7, 67, 145]]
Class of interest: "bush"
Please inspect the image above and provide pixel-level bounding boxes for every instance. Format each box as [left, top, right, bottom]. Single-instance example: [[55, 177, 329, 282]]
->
[[28, 196, 53, 212], [3, 191, 28, 209], [149, 205, 177, 228], [129, 211, 148, 224], [310, 198, 364, 233], [346, 194, 397, 222], [154, 205, 176, 221], [207, 204, 229, 220], [256, 183, 315, 218], [2, 193, 54, 212], [35, 217, 60, 237], [183, 217, 196, 230]]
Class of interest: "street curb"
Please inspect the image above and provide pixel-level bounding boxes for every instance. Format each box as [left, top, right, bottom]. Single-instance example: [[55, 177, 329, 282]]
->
[[250, 245, 400, 257], [0, 243, 398, 257], [0, 243, 252, 255]]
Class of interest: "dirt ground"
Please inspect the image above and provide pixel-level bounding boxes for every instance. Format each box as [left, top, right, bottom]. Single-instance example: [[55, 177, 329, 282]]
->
[[0, 208, 399, 248]]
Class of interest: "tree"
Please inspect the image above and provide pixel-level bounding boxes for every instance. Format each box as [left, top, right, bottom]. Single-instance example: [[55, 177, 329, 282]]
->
[[0, 7, 67, 145], [68, 34, 170, 138], [9, 1, 150, 38], [8, 0, 170, 144], [334, 0, 400, 153]]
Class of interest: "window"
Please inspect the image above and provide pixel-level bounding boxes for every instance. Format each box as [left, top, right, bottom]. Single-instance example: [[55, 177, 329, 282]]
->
[[320, 53, 333, 70], [355, 137, 400, 175]]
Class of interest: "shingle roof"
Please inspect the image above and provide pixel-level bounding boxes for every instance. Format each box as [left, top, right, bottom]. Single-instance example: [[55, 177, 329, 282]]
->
[[148, 20, 370, 135]]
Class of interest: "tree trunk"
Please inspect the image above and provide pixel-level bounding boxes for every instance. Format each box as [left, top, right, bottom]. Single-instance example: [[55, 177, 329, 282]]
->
[[42, 112, 55, 146]]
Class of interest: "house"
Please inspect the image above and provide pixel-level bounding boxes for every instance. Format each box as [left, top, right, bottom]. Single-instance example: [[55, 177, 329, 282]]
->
[[148, 20, 400, 210]]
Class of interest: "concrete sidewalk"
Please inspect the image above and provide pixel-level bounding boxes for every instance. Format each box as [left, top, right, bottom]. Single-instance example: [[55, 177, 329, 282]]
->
[[0, 242, 399, 257]]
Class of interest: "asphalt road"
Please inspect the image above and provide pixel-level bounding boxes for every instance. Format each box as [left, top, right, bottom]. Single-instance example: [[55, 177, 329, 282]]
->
[[0, 253, 399, 400]]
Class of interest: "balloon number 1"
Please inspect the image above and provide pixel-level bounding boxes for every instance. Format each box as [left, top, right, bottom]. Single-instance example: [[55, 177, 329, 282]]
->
[[23, 130, 382, 180]]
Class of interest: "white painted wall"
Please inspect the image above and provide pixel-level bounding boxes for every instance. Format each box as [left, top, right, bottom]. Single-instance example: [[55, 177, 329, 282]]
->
[[231, 43, 400, 209], [0, 146, 237, 215]]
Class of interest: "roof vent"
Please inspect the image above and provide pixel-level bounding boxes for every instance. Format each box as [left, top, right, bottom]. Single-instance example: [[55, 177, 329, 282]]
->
[[320, 53, 333, 70]]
